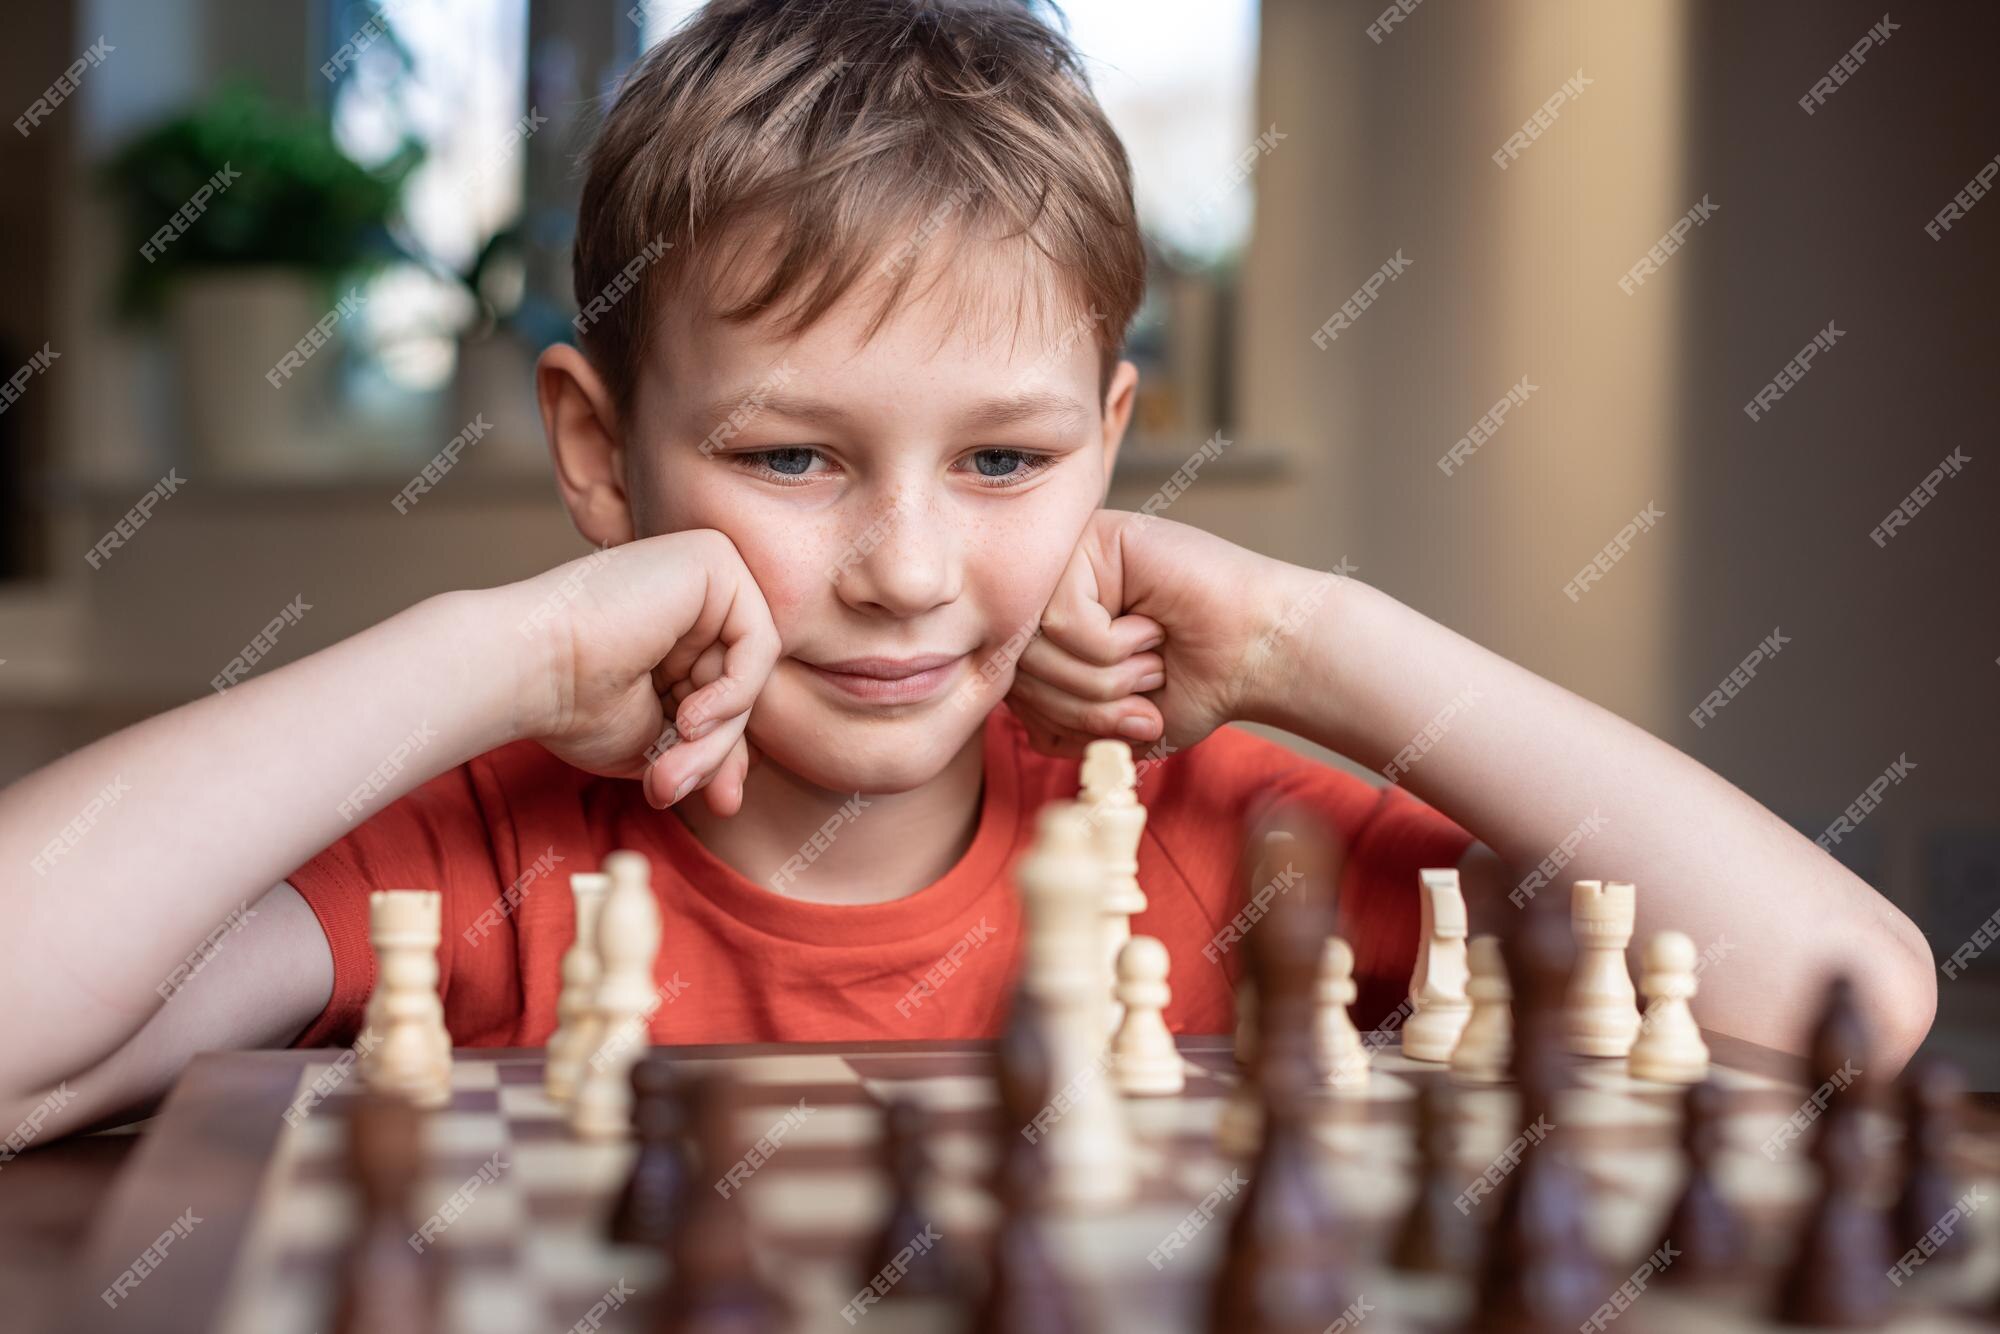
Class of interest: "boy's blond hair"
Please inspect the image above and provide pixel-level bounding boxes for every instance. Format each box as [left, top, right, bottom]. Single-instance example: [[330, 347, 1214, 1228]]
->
[[574, 0, 1146, 414]]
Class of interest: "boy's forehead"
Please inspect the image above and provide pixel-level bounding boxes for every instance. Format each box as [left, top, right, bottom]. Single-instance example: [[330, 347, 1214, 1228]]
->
[[647, 223, 1103, 411]]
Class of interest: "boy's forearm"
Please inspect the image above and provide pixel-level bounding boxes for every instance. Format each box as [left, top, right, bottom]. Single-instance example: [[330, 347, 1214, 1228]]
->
[[1244, 569, 1936, 1069], [0, 587, 533, 1096]]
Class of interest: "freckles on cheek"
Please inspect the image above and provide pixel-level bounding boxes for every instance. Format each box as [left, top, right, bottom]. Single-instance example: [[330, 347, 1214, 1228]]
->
[[970, 513, 1077, 635], [727, 525, 837, 639]]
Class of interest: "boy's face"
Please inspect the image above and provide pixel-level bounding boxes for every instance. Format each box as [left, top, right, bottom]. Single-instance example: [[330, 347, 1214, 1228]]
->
[[621, 238, 1134, 794]]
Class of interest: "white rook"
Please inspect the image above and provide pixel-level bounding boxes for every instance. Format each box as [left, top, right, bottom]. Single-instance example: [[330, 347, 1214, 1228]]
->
[[1566, 879, 1642, 1058]]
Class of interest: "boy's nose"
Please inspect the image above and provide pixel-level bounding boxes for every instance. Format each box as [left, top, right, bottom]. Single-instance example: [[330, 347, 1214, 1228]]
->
[[829, 496, 963, 618]]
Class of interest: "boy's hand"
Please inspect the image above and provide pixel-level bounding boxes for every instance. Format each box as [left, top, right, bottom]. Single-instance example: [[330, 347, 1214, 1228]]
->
[[514, 530, 780, 814], [1006, 510, 1306, 757]]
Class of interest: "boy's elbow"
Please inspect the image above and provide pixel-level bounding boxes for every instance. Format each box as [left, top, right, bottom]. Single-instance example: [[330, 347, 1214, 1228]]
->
[[1863, 918, 1937, 1078]]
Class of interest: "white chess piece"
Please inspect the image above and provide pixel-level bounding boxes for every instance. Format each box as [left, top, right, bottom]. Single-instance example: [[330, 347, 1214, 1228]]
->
[[1401, 869, 1472, 1062], [1450, 935, 1512, 1084], [1017, 803, 1132, 1209], [1313, 936, 1370, 1089], [546, 871, 611, 1101], [1627, 931, 1710, 1084], [1566, 880, 1643, 1057], [1081, 739, 1147, 1037], [571, 851, 663, 1139], [1111, 936, 1184, 1095], [363, 890, 451, 1108]]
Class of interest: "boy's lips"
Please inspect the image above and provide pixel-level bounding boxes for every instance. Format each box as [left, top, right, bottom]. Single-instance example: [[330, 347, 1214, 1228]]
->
[[797, 653, 968, 704]]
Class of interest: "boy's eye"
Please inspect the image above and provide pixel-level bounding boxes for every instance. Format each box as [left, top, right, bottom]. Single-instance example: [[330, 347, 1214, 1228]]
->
[[734, 447, 831, 482], [963, 449, 1053, 484], [760, 447, 818, 475]]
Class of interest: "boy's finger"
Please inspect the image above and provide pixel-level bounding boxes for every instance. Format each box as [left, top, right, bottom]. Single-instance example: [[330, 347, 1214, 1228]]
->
[[677, 621, 778, 742], [701, 736, 751, 817], [1002, 694, 1092, 759], [644, 710, 749, 807], [1007, 667, 1163, 743], [1040, 598, 1163, 668], [1036, 538, 1161, 666], [1015, 637, 1164, 702]]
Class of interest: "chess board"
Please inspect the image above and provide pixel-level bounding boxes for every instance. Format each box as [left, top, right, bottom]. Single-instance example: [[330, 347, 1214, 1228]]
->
[[58, 1033, 2000, 1334]]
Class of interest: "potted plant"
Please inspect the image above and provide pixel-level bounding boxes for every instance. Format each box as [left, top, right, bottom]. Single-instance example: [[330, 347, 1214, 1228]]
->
[[105, 85, 419, 474]]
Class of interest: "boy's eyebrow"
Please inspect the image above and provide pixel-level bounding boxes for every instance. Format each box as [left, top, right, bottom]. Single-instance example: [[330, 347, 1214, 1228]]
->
[[693, 387, 1092, 434]]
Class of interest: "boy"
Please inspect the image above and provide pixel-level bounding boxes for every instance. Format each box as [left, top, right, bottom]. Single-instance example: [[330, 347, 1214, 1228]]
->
[[0, 0, 1934, 1143]]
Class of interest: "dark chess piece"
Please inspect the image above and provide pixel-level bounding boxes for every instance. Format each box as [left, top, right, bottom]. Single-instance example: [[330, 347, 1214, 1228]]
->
[[333, 1095, 442, 1334], [609, 1053, 691, 1246], [1469, 891, 1604, 1334], [655, 1073, 785, 1334], [856, 1097, 963, 1300], [1890, 1055, 1967, 1275], [1775, 976, 1894, 1328], [1208, 827, 1357, 1334], [1656, 1079, 1744, 1285], [973, 987, 1084, 1334], [1392, 1082, 1476, 1273]]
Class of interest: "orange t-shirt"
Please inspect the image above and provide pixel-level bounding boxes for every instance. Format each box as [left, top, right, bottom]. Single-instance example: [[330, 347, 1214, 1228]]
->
[[288, 706, 1472, 1050]]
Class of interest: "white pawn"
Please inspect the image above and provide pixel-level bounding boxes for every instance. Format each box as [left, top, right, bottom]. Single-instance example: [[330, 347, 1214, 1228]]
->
[[363, 890, 451, 1109], [571, 851, 664, 1139], [1566, 880, 1643, 1057], [1111, 936, 1184, 1096], [1450, 935, 1512, 1084], [1627, 931, 1710, 1084], [1402, 869, 1472, 1062], [1313, 937, 1370, 1089], [546, 871, 611, 1101]]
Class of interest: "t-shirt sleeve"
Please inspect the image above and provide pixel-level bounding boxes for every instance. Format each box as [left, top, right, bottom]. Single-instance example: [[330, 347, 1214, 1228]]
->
[[286, 764, 505, 1048]]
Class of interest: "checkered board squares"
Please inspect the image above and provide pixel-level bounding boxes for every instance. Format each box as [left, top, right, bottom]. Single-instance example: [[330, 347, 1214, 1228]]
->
[[199, 1037, 1998, 1334]]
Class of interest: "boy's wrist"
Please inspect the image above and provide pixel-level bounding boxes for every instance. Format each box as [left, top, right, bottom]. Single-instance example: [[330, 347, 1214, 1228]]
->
[[1234, 559, 1370, 744], [418, 587, 560, 750]]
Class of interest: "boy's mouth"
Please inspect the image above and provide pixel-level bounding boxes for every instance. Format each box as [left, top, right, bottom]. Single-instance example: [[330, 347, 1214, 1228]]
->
[[797, 653, 968, 705]]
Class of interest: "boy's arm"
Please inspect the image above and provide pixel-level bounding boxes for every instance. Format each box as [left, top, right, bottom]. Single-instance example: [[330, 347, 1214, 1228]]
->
[[1010, 513, 1937, 1072], [0, 881, 332, 1143], [0, 591, 520, 1103], [0, 533, 778, 1110], [1251, 570, 1936, 1070]]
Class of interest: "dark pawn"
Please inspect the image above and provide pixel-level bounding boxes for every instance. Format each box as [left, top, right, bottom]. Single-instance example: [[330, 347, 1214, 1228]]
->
[[1470, 892, 1604, 1334], [1209, 828, 1356, 1334], [1891, 1056, 1967, 1274], [857, 1098, 963, 1300], [333, 1095, 441, 1334], [1392, 1082, 1476, 1274], [1656, 1080, 1744, 1286], [1776, 976, 1894, 1328], [610, 1054, 691, 1246], [656, 1074, 785, 1334], [974, 988, 1084, 1334]]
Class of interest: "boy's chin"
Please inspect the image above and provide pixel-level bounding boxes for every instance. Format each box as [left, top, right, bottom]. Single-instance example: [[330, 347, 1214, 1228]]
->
[[746, 692, 991, 796]]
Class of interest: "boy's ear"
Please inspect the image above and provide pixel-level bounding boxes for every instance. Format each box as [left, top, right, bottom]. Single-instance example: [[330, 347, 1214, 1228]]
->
[[1099, 358, 1140, 493], [537, 343, 635, 547]]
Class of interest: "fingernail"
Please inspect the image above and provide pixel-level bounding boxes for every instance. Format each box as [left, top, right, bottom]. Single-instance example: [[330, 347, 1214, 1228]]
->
[[672, 775, 698, 804], [1118, 715, 1156, 739], [1135, 672, 1165, 692], [1138, 634, 1165, 653], [681, 717, 713, 742]]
